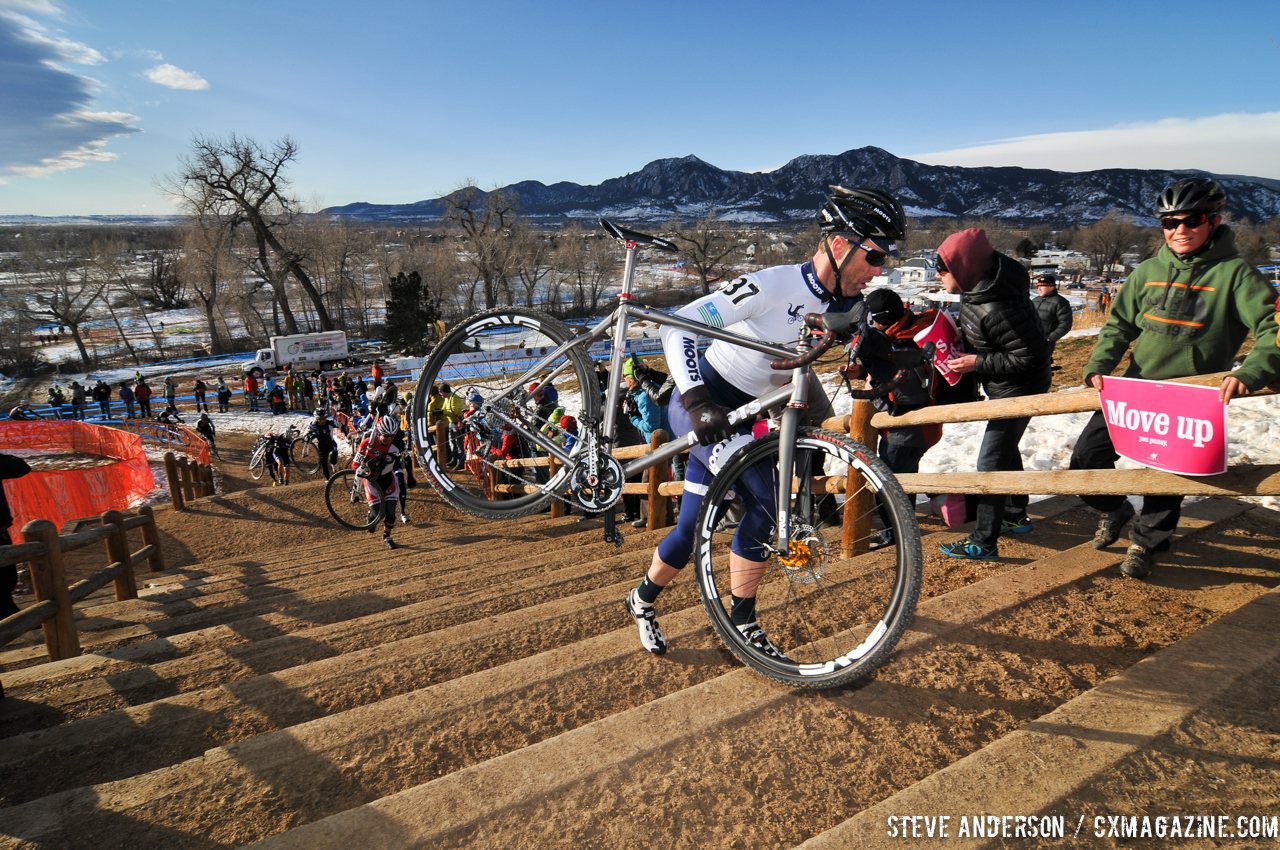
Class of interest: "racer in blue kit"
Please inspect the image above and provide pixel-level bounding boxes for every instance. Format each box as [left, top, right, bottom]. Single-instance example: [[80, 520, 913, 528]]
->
[[625, 186, 907, 656]]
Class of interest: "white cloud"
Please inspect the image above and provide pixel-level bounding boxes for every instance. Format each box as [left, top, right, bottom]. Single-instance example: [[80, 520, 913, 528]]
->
[[909, 113, 1280, 180], [143, 62, 209, 91]]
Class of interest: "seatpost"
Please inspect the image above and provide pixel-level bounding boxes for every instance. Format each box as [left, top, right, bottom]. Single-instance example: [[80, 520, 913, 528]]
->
[[601, 241, 639, 444]]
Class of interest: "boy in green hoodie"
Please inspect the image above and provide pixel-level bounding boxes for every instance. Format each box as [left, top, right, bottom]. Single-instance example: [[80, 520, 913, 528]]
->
[[1070, 177, 1280, 579]]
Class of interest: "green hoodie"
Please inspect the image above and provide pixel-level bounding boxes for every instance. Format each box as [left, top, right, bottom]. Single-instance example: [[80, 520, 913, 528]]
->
[[1084, 226, 1280, 391]]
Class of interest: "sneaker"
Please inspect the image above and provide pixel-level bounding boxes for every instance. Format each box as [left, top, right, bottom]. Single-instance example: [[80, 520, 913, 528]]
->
[[383, 534, 397, 550], [1000, 515, 1033, 535], [1092, 500, 1136, 549], [624, 588, 667, 655], [399, 512, 410, 524], [868, 527, 895, 550], [1120, 544, 1153, 579], [735, 622, 790, 661], [938, 538, 998, 561]]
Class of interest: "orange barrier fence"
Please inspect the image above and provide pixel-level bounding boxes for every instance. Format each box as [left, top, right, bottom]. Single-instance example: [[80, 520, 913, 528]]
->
[[109, 420, 212, 466], [0, 421, 156, 534]]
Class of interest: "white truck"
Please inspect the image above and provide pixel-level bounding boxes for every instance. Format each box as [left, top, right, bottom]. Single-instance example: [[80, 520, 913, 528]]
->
[[241, 331, 350, 377]]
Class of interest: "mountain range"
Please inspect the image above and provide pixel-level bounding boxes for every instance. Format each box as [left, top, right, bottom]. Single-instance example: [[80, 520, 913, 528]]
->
[[322, 146, 1280, 227]]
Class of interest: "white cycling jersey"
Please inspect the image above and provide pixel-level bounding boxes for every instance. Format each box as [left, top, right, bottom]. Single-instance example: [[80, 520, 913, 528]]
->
[[660, 260, 859, 396]]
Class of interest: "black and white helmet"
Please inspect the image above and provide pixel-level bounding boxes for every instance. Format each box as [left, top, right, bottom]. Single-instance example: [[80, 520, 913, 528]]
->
[[817, 186, 906, 242], [374, 414, 399, 436], [1155, 178, 1226, 216]]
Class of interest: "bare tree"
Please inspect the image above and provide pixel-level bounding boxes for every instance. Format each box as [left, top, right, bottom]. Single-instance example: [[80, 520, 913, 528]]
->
[[556, 224, 618, 316], [165, 134, 333, 332], [511, 222, 554, 308], [1075, 214, 1144, 277], [21, 247, 105, 369], [180, 211, 237, 354], [667, 213, 739, 295], [445, 186, 520, 309]]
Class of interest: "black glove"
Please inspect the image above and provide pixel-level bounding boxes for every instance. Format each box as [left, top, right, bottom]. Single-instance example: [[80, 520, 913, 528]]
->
[[680, 384, 732, 446]]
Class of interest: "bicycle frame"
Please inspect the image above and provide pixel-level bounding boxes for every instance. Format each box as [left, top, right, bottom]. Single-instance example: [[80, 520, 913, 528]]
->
[[471, 234, 823, 557]]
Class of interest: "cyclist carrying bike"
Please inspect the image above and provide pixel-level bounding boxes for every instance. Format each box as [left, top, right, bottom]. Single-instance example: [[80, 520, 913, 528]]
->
[[309, 407, 339, 479], [624, 186, 906, 657], [353, 414, 403, 549]]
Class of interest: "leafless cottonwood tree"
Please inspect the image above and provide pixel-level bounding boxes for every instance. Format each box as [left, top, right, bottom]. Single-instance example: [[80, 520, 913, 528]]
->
[[180, 210, 237, 355], [666, 213, 739, 295], [1075, 214, 1145, 276], [445, 186, 520, 310], [555, 224, 618, 316], [21, 247, 105, 369], [166, 134, 333, 333]]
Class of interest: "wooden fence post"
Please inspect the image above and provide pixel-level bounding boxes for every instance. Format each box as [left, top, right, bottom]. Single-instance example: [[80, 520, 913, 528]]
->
[[646, 429, 671, 530], [21, 519, 80, 661], [842, 400, 876, 558], [138, 505, 165, 572], [164, 451, 185, 511], [435, 419, 449, 468], [177, 457, 196, 502], [100, 510, 138, 601], [548, 455, 563, 518]]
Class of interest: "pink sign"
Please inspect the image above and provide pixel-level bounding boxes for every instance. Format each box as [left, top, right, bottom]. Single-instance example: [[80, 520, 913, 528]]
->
[[1097, 376, 1227, 476], [912, 311, 965, 386]]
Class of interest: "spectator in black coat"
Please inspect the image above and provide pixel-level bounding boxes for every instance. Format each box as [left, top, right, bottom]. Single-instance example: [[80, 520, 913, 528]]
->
[[934, 227, 1051, 561], [1031, 273, 1074, 360]]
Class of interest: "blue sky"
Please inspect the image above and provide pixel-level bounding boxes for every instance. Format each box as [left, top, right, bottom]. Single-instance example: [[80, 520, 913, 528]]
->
[[2, 0, 1278, 216]]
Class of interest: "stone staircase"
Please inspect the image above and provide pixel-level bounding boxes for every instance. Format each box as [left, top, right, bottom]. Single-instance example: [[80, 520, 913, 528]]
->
[[1, 481, 1277, 849]]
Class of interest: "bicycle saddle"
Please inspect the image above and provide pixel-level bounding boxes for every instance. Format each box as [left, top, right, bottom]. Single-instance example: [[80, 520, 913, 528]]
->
[[599, 219, 678, 252]]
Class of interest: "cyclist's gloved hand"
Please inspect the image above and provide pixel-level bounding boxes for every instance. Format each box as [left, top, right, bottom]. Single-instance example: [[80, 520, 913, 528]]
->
[[680, 384, 732, 446]]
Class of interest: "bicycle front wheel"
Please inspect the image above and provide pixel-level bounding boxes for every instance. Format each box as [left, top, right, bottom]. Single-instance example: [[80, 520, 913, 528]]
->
[[410, 307, 600, 519], [324, 468, 382, 530], [248, 445, 268, 481], [693, 428, 922, 690], [291, 438, 321, 476]]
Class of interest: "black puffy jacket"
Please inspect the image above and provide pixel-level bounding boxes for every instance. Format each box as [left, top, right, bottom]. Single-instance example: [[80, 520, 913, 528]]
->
[[958, 253, 1052, 399]]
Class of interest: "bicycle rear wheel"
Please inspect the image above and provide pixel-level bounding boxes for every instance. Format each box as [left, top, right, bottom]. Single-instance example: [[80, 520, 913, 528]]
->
[[248, 445, 268, 481], [291, 438, 321, 476], [325, 468, 382, 530], [411, 307, 600, 519], [693, 428, 922, 690]]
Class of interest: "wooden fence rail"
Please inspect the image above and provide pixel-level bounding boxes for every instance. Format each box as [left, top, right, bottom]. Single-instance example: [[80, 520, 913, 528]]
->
[[484, 369, 1279, 529], [0, 506, 165, 691]]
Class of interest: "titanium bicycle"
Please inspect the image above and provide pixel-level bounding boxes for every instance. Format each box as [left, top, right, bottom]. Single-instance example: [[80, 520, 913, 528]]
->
[[410, 219, 922, 689]]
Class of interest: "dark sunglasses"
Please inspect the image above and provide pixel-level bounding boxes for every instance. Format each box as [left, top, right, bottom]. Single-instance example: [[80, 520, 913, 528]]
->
[[935, 256, 948, 274], [1160, 211, 1210, 230], [847, 240, 888, 267]]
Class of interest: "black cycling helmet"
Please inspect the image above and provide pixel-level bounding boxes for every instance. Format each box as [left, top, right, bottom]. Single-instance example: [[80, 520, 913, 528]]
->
[[1155, 177, 1226, 216], [817, 185, 906, 242]]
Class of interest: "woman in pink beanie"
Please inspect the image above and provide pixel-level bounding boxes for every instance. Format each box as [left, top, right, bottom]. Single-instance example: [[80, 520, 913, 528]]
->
[[934, 227, 1051, 560]]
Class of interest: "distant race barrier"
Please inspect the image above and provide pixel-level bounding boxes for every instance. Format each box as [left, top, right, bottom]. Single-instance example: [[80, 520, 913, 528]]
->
[[0, 506, 165, 689], [0, 420, 156, 533]]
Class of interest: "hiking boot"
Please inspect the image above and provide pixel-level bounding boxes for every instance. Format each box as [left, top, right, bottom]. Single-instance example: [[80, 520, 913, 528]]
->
[[1000, 515, 1033, 535], [1092, 500, 1136, 549], [735, 622, 789, 661], [624, 588, 667, 655], [1120, 544, 1153, 579], [938, 538, 998, 561]]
